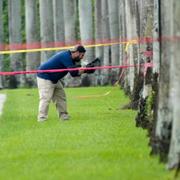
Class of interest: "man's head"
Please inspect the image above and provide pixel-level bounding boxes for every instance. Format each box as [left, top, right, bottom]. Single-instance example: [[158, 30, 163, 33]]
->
[[71, 45, 86, 62]]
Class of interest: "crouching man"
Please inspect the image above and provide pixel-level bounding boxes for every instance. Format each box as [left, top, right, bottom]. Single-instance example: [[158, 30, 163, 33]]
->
[[37, 45, 87, 122]]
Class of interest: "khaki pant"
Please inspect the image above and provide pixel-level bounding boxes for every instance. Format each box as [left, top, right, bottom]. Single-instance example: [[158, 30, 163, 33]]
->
[[37, 77, 67, 120]]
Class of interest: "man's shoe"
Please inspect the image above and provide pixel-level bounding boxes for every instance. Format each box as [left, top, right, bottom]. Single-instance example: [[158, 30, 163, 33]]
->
[[37, 117, 47, 122], [60, 113, 70, 121]]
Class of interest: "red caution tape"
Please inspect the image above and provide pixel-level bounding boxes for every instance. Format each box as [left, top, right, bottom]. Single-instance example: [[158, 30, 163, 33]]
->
[[0, 63, 153, 76]]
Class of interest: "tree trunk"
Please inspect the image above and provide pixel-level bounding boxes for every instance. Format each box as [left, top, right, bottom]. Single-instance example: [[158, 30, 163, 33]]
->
[[39, 0, 54, 62], [148, 0, 160, 155], [140, 0, 154, 101], [8, 0, 25, 88], [101, 0, 110, 85], [79, 0, 95, 86], [25, 0, 40, 87], [167, 0, 180, 170], [153, 0, 160, 74], [121, 0, 130, 93], [118, 0, 128, 88], [107, 0, 119, 84], [79, 0, 94, 60], [0, 0, 3, 88], [155, 0, 173, 162], [94, 0, 103, 59], [135, 0, 154, 128], [124, 0, 136, 93], [63, 0, 80, 87], [63, 0, 76, 45], [118, 0, 123, 66], [53, 0, 65, 46], [94, 0, 103, 85], [124, 0, 141, 108]]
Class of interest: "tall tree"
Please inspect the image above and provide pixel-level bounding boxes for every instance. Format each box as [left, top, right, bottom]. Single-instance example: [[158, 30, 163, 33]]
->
[[107, 0, 119, 65], [101, 0, 110, 85], [135, 0, 154, 128], [63, 0, 80, 87], [148, 0, 160, 152], [123, 0, 141, 108], [78, 0, 95, 86], [118, 0, 128, 87], [124, 0, 135, 93], [155, 0, 172, 162], [107, 0, 119, 84], [79, 0, 94, 61], [94, 0, 103, 85], [153, 0, 160, 74], [167, 0, 180, 170], [94, 0, 103, 59], [63, 0, 76, 45], [0, 0, 3, 88], [8, 0, 25, 87], [25, 0, 40, 86], [118, 0, 123, 66], [53, 0, 65, 46], [39, 0, 54, 62]]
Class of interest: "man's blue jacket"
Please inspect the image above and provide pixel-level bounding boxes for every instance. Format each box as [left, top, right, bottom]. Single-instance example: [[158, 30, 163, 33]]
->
[[37, 50, 80, 84]]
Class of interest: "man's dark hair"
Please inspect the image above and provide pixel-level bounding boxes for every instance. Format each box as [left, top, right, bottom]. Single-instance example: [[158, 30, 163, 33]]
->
[[71, 45, 86, 53]]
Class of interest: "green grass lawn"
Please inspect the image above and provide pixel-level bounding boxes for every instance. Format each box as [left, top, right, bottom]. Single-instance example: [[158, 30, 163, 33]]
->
[[0, 86, 175, 180]]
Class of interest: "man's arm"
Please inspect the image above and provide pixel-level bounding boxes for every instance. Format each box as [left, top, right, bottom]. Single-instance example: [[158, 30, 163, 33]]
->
[[68, 65, 82, 77], [62, 55, 82, 77]]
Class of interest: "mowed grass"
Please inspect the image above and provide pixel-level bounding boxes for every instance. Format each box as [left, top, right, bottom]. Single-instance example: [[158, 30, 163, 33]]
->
[[0, 86, 175, 180]]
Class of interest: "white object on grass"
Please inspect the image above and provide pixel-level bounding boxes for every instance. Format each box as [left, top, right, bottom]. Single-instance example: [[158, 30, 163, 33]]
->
[[76, 91, 111, 99], [0, 94, 6, 115]]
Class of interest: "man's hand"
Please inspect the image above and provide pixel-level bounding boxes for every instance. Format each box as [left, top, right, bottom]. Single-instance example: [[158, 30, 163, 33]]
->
[[84, 64, 95, 74], [84, 58, 100, 74], [79, 69, 85, 75]]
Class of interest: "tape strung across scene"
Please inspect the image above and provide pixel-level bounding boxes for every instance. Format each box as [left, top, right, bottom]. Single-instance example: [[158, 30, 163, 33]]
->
[[0, 38, 153, 76], [0, 63, 153, 76], [0, 41, 129, 55], [0, 37, 152, 54]]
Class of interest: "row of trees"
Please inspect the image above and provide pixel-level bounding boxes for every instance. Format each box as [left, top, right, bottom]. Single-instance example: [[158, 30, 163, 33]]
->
[[0, 0, 122, 88], [120, 0, 180, 171], [0, 0, 180, 171]]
